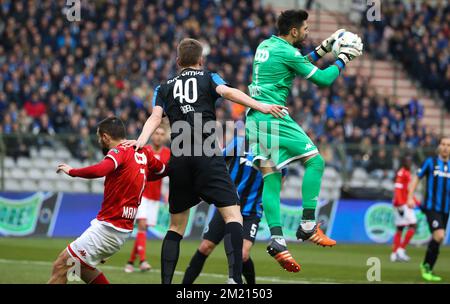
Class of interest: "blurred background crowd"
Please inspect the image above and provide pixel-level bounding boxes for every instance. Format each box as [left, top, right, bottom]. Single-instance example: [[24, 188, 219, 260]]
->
[[361, 0, 449, 109], [0, 0, 447, 178]]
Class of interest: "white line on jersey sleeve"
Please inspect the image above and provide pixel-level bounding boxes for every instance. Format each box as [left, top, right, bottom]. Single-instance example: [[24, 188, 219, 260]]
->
[[105, 155, 118, 169]]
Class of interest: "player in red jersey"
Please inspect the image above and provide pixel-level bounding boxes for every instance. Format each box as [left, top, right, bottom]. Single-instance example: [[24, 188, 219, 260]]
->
[[125, 126, 171, 272], [391, 155, 418, 262], [48, 117, 167, 284]]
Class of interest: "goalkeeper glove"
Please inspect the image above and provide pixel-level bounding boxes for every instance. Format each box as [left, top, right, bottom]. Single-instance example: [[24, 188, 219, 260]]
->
[[336, 36, 363, 67], [314, 28, 346, 58]]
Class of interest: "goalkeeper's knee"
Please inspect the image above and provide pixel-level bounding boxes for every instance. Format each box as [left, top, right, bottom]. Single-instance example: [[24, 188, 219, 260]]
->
[[304, 154, 325, 172]]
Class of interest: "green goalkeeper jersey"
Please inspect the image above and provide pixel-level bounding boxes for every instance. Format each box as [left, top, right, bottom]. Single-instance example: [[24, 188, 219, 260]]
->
[[248, 35, 340, 106]]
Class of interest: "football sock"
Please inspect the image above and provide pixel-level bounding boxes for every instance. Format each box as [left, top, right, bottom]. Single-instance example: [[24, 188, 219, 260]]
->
[[401, 227, 416, 249], [136, 231, 147, 262], [161, 230, 182, 284], [393, 227, 404, 252], [224, 222, 243, 284], [262, 172, 282, 234], [182, 250, 208, 284], [90, 272, 109, 284], [270, 226, 283, 238], [301, 154, 325, 221], [242, 257, 255, 284], [424, 239, 440, 270], [129, 238, 138, 263]]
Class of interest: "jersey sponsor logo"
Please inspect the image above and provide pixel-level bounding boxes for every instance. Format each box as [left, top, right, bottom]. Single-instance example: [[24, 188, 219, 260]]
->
[[433, 170, 450, 178], [134, 152, 147, 165], [248, 85, 261, 97], [180, 104, 195, 114], [254, 49, 269, 62], [181, 70, 204, 77], [122, 206, 137, 219]]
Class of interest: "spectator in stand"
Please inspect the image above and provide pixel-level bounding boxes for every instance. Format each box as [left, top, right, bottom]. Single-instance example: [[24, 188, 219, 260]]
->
[[368, 148, 394, 179], [32, 114, 55, 148], [0, 0, 441, 175], [364, 1, 449, 102]]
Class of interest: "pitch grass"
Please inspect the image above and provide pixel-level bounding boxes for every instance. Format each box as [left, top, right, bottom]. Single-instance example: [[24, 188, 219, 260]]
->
[[0, 237, 448, 284]]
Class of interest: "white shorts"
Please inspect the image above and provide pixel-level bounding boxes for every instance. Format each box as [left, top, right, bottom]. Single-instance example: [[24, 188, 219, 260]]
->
[[67, 219, 130, 269], [136, 197, 160, 226], [394, 205, 417, 227]]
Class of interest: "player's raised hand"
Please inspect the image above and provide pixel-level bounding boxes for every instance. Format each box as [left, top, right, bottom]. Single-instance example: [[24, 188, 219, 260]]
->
[[56, 163, 73, 175], [260, 103, 289, 118], [338, 36, 363, 64], [133, 138, 147, 150], [317, 28, 346, 55], [122, 138, 146, 150]]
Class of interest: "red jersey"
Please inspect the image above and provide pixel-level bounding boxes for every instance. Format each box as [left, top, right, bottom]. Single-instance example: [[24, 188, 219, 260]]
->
[[69, 143, 167, 232], [393, 167, 411, 207], [142, 145, 170, 201]]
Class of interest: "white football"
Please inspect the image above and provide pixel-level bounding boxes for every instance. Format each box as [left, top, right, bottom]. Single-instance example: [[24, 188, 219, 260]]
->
[[331, 31, 360, 58]]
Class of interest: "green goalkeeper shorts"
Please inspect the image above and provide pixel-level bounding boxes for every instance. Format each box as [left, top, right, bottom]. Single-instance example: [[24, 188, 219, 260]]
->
[[246, 109, 318, 169]]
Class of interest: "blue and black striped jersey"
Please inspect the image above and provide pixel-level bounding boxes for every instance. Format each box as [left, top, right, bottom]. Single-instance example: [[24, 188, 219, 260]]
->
[[417, 156, 450, 214], [223, 136, 287, 218]]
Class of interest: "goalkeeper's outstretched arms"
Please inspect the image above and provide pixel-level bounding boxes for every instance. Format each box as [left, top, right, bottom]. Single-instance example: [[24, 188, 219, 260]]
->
[[291, 40, 363, 87]]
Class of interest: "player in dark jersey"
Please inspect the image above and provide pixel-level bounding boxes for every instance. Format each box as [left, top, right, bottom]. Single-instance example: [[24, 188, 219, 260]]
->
[[49, 117, 167, 284], [123, 38, 287, 284], [182, 135, 287, 284], [408, 137, 450, 282]]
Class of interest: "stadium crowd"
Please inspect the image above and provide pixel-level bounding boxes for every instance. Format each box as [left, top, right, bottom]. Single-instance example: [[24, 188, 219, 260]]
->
[[0, 0, 441, 177], [361, 0, 450, 107]]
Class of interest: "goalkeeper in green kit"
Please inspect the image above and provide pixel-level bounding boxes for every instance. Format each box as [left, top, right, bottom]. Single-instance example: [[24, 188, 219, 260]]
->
[[246, 10, 363, 272]]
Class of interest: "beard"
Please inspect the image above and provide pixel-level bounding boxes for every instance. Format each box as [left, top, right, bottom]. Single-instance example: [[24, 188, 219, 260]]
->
[[293, 34, 307, 49], [102, 146, 109, 156], [293, 40, 303, 49]]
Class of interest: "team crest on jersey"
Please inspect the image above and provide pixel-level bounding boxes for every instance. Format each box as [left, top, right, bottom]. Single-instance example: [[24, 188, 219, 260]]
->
[[112, 148, 119, 154]]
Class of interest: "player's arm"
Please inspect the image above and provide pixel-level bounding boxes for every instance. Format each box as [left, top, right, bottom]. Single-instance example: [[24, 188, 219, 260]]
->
[[407, 175, 420, 208], [407, 158, 431, 208], [56, 158, 115, 179], [289, 46, 362, 88], [135, 106, 163, 150], [216, 85, 287, 118]]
